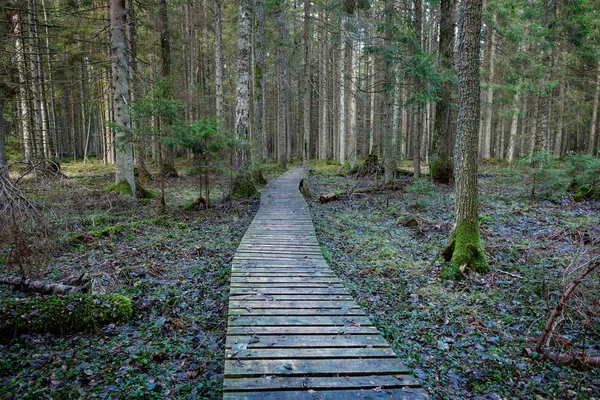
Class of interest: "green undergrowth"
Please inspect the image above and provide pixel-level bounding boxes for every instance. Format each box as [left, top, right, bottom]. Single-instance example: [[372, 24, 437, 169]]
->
[[1, 294, 132, 338], [308, 163, 599, 399]]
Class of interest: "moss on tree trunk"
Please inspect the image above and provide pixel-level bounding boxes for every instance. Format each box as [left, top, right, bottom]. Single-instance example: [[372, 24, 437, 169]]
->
[[1, 293, 132, 339], [442, 221, 489, 279], [231, 172, 258, 200]]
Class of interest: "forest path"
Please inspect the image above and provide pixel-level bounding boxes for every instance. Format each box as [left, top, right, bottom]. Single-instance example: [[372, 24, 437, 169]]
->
[[223, 167, 426, 399]]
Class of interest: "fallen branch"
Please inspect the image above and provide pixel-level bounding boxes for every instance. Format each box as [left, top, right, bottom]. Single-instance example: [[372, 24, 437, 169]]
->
[[534, 257, 599, 353], [494, 269, 523, 279], [319, 192, 339, 203], [0, 275, 92, 295], [523, 348, 600, 368]]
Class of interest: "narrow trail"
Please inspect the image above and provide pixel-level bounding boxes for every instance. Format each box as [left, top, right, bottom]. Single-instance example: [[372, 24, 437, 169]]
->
[[224, 168, 426, 399]]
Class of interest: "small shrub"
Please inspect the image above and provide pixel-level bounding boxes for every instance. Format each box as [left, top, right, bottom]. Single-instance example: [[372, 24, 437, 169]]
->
[[565, 153, 600, 201]]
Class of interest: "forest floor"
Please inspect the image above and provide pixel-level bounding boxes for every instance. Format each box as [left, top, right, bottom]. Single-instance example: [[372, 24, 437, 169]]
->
[[1, 159, 599, 399], [0, 160, 275, 399], [308, 161, 600, 399]]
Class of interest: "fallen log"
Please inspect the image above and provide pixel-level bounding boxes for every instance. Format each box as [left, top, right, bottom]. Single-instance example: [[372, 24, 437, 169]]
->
[[319, 192, 339, 203], [1, 293, 132, 338], [0, 275, 92, 295]]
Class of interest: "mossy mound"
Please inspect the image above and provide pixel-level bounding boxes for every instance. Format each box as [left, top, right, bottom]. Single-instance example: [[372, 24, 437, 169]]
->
[[1, 293, 132, 338], [106, 180, 155, 199], [231, 173, 259, 200]]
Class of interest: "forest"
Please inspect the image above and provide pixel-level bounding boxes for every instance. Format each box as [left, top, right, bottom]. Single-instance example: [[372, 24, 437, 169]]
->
[[0, 0, 599, 398]]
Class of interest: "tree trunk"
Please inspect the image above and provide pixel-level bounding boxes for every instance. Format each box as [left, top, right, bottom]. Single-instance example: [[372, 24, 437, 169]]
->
[[443, 0, 488, 275], [41, 0, 59, 161], [349, 36, 359, 169], [302, 0, 311, 191], [232, 0, 257, 199], [215, 0, 224, 121], [277, 7, 288, 171], [320, 10, 329, 161], [588, 60, 600, 156], [481, 16, 495, 159], [14, 12, 33, 163], [254, 0, 266, 161], [159, 0, 177, 178], [338, 18, 347, 164], [430, 0, 455, 183], [413, 0, 422, 179], [383, 0, 395, 184], [507, 83, 521, 164], [110, 0, 136, 196]]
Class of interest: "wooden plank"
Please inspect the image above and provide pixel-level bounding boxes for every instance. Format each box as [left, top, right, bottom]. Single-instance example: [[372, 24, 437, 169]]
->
[[223, 375, 420, 391], [226, 334, 389, 348], [223, 389, 428, 400], [224, 358, 410, 378], [228, 309, 366, 316], [228, 300, 359, 309], [225, 347, 397, 360], [227, 315, 372, 326], [228, 287, 349, 295], [229, 294, 353, 301], [226, 326, 381, 335], [230, 277, 339, 284]]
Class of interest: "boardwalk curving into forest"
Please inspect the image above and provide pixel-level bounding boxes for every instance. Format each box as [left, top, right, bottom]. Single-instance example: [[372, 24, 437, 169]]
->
[[223, 168, 426, 399]]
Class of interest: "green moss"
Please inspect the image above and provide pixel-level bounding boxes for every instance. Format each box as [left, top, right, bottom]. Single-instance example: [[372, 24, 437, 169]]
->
[[106, 181, 134, 196], [106, 181, 155, 199], [442, 221, 489, 279], [1, 293, 132, 338], [231, 173, 259, 200], [440, 262, 465, 280]]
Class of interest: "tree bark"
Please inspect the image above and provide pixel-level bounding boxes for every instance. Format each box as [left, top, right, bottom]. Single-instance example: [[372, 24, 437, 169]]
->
[[443, 0, 488, 275], [338, 18, 347, 164], [232, 0, 257, 199], [215, 0, 224, 121], [277, 6, 288, 171], [588, 60, 600, 156], [383, 0, 395, 184], [0, 275, 91, 295], [430, 0, 455, 183], [349, 33, 359, 169], [254, 0, 266, 161], [110, 0, 136, 196], [413, 0, 422, 179], [481, 17, 496, 159], [158, 0, 177, 178], [302, 0, 311, 191]]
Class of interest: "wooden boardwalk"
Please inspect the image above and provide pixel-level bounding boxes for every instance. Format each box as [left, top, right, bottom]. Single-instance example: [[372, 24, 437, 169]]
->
[[224, 168, 426, 399]]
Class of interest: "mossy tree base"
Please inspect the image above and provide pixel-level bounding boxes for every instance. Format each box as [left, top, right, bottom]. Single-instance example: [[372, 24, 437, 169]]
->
[[231, 173, 259, 200], [106, 180, 155, 199], [1, 293, 132, 339], [442, 223, 489, 280], [185, 196, 208, 210], [430, 157, 453, 184]]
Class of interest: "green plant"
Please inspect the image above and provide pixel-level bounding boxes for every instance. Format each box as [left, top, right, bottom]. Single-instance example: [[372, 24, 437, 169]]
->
[[564, 153, 600, 201]]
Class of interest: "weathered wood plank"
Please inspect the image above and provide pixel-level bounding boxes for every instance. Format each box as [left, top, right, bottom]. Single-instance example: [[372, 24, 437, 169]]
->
[[223, 374, 420, 391], [223, 389, 428, 400], [226, 334, 389, 348], [226, 326, 381, 335], [224, 358, 410, 378], [228, 287, 349, 295], [225, 347, 397, 360], [228, 315, 372, 326], [228, 309, 366, 316], [228, 300, 359, 309]]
